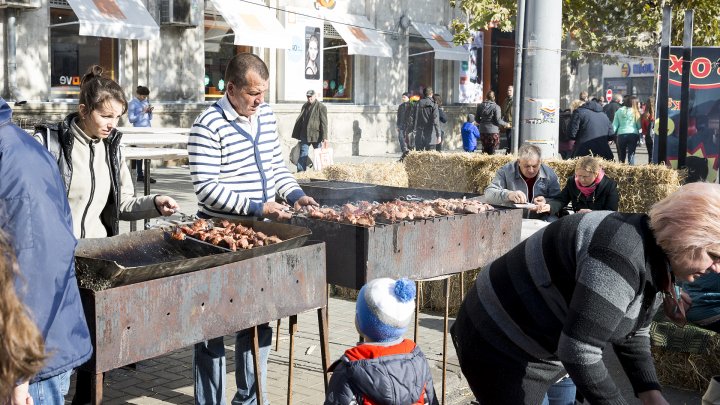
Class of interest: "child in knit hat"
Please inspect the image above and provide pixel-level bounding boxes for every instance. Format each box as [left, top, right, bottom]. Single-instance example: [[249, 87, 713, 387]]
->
[[324, 278, 439, 405]]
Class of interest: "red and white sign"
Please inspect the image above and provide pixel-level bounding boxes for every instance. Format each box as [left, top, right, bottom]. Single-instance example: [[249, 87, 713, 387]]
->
[[605, 89, 613, 102]]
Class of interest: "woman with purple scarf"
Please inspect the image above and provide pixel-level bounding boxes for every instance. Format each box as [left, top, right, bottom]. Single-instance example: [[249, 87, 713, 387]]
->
[[550, 156, 619, 216]]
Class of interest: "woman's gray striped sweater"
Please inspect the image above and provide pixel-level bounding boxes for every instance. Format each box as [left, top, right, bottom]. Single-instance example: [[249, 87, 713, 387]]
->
[[469, 211, 667, 404]]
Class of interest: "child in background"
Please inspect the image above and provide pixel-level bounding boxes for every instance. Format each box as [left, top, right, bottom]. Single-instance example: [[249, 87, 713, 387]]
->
[[324, 278, 438, 405], [461, 114, 480, 152]]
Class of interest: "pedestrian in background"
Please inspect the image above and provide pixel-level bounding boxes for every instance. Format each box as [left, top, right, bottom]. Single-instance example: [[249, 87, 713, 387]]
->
[[613, 95, 642, 165], [475, 90, 509, 155], [396, 92, 411, 161], [128, 85, 155, 183], [501, 85, 514, 153], [1, 96, 90, 405], [604, 93, 623, 123], [568, 96, 614, 161], [292, 89, 328, 172], [641, 96, 655, 163], [461, 114, 480, 152], [558, 99, 582, 159], [412, 87, 440, 151], [189, 53, 319, 405], [433, 93, 447, 151]]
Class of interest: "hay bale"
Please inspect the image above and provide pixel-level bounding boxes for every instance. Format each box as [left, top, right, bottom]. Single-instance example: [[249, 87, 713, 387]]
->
[[652, 327, 720, 393], [322, 163, 408, 187], [294, 170, 327, 181], [405, 151, 513, 193]]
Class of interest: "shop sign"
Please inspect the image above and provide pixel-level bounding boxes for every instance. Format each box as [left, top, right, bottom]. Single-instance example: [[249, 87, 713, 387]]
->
[[58, 76, 81, 86]]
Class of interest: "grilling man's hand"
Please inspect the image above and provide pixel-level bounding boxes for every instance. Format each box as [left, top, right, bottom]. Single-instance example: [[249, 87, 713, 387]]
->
[[155, 195, 179, 216], [507, 190, 527, 204], [294, 196, 319, 211], [263, 201, 293, 221]]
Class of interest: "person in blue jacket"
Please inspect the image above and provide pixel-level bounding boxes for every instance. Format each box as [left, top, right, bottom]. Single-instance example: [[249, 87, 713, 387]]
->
[[0, 97, 93, 405], [461, 114, 480, 152], [127, 85, 155, 182]]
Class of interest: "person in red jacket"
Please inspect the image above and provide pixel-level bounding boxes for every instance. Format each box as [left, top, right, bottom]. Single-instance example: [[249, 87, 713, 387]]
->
[[324, 278, 438, 405]]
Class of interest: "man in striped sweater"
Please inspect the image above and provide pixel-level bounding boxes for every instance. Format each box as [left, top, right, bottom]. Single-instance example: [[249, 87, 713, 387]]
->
[[451, 183, 720, 405], [189, 53, 317, 405]]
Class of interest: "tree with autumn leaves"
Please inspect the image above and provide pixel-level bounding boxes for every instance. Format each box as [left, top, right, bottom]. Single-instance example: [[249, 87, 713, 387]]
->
[[449, 0, 720, 59]]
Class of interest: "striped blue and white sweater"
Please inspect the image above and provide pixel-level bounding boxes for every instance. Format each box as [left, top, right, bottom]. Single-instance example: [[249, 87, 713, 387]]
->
[[189, 95, 304, 218], [468, 211, 667, 404]]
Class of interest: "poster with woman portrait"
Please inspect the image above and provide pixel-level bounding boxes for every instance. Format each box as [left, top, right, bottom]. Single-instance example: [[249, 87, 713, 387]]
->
[[305, 26, 321, 80]]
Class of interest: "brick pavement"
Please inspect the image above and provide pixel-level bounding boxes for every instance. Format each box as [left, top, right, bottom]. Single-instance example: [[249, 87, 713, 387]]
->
[[66, 296, 475, 404]]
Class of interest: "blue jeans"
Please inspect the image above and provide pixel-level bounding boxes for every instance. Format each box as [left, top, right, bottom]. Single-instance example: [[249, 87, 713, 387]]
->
[[617, 133, 640, 165], [542, 377, 576, 405], [28, 370, 72, 405], [194, 324, 271, 405], [296, 141, 320, 172]]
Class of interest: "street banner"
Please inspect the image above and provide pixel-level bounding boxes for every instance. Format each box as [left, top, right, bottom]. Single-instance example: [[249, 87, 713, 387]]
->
[[658, 46, 720, 182]]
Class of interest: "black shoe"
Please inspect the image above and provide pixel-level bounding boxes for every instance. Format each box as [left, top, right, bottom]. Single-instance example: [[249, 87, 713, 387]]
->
[[137, 176, 157, 184], [399, 151, 409, 162]]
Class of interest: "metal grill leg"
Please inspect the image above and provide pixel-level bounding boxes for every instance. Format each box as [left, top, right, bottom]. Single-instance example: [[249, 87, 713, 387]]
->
[[251, 326, 264, 404], [91, 372, 103, 405], [442, 278, 450, 405], [318, 306, 330, 391], [275, 318, 281, 351], [414, 280, 421, 343], [460, 272, 465, 302], [287, 315, 298, 405]]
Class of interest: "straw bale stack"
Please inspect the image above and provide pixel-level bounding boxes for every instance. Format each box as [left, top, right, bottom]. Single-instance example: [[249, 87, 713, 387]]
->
[[651, 332, 720, 392], [322, 163, 408, 187], [404, 151, 513, 192]]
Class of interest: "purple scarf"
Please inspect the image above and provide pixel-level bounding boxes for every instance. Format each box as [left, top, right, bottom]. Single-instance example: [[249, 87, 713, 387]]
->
[[575, 168, 604, 198]]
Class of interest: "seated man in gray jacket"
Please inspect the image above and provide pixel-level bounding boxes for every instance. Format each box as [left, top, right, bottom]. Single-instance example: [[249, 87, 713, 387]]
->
[[484, 143, 561, 220]]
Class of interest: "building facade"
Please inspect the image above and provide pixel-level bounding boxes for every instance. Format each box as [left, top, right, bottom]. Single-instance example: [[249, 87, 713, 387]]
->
[[0, 0, 497, 156]]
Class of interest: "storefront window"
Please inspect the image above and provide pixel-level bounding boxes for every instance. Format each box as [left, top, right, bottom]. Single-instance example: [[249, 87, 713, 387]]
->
[[408, 34, 434, 97], [203, 15, 251, 100], [322, 25, 353, 103], [50, 7, 117, 100]]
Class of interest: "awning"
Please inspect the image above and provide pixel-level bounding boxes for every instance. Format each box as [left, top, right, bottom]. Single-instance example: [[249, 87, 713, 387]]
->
[[327, 14, 392, 58], [411, 22, 468, 61], [66, 0, 159, 40], [210, 0, 291, 49]]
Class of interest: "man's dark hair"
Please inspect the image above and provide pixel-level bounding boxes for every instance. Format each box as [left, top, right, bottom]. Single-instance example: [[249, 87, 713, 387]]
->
[[486, 90, 496, 102], [225, 53, 269, 88], [136, 86, 150, 96], [423, 87, 433, 97], [79, 64, 128, 115]]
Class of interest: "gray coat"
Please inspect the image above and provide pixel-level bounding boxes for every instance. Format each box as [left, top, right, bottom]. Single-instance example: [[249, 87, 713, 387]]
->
[[292, 100, 328, 143], [475, 100, 508, 133]]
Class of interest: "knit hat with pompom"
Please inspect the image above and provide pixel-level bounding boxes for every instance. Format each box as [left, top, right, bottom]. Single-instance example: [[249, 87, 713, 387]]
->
[[355, 278, 416, 342]]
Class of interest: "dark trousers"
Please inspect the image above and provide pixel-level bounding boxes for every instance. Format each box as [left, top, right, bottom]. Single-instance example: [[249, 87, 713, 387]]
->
[[450, 292, 566, 404], [645, 133, 654, 163]]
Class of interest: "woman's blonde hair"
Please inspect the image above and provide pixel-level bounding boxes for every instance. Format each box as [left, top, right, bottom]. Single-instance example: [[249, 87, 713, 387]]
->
[[569, 99, 584, 111], [649, 182, 720, 258], [575, 156, 602, 174], [0, 230, 45, 398]]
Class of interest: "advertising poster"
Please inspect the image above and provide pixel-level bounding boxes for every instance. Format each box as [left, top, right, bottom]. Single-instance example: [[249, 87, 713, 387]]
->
[[459, 32, 483, 104], [659, 47, 720, 182], [283, 6, 322, 101]]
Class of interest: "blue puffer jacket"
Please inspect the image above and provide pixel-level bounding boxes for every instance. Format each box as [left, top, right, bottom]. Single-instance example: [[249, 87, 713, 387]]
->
[[0, 98, 92, 382]]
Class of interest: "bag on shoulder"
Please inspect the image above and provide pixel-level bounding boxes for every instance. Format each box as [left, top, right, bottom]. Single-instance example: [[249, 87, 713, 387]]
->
[[289, 142, 301, 165]]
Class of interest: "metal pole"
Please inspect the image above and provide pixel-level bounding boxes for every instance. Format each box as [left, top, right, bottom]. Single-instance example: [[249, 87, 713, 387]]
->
[[657, 6, 672, 165], [517, 0, 562, 158], [511, 0, 526, 155], [677, 10, 693, 170]]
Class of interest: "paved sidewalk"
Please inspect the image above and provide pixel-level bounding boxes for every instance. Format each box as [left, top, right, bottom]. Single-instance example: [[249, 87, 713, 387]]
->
[[69, 149, 703, 404]]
